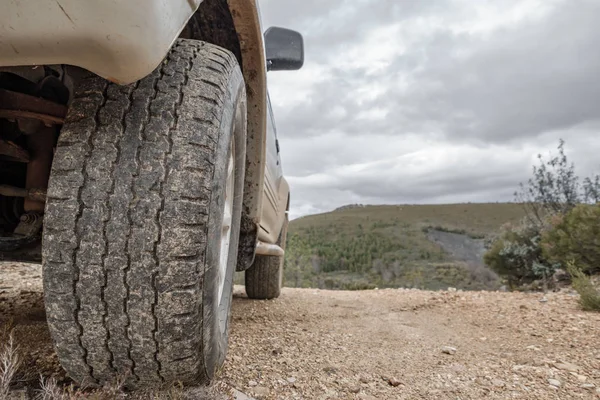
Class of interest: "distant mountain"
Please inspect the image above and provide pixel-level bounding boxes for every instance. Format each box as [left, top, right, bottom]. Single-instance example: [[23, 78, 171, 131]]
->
[[283, 203, 526, 291], [333, 204, 365, 212]]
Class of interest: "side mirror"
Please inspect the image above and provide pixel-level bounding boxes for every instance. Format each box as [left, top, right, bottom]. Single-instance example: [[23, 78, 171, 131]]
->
[[264, 27, 304, 71]]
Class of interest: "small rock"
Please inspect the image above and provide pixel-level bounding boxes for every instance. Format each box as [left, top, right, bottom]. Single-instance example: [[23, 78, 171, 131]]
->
[[539, 297, 548, 303], [348, 386, 361, 393], [287, 377, 296, 384], [388, 377, 402, 387], [442, 346, 457, 355], [248, 380, 258, 387], [323, 365, 338, 374], [359, 395, 377, 400], [492, 379, 506, 388], [359, 376, 370, 384], [581, 383, 595, 389], [554, 361, 581, 372], [272, 347, 283, 355], [548, 379, 561, 387], [252, 386, 270, 397]]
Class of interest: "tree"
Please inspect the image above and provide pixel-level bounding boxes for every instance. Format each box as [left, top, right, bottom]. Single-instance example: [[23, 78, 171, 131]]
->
[[515, 139, 599, 229]]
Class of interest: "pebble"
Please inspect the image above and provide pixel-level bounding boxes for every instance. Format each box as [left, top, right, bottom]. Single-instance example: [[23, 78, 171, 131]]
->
[[359, 377, 370, 384], [248, 380, 258, 387], [359, 395, 377, 400], [252, 386, 270, 397], [548, 379, 561, 387], [492, 379, 506, 388], [442, 346, 457, 355], [581, 383, 595, 389], [388, 377, 402, 387], [554, 362, 580, 372], [348, 386, 361, 393], [287, 377, 296, 384]]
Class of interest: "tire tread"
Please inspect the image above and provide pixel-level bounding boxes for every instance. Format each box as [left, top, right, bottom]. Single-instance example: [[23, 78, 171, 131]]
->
[[43, 39, 240, 386]]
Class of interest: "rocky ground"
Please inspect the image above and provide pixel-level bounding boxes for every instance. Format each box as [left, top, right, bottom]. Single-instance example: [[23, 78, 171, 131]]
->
[[1, 262, 599, 399]]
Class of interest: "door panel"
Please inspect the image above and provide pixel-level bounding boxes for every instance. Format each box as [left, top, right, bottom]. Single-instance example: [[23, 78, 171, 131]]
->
[[259, 92, 286, 243]]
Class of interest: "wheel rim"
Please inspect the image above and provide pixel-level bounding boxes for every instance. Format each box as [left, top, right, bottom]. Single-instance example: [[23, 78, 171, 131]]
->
[[217, 140, 235, 305]]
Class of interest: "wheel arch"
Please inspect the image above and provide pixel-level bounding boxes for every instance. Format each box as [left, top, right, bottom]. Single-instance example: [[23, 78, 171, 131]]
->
[[180, 0, 267, 269]]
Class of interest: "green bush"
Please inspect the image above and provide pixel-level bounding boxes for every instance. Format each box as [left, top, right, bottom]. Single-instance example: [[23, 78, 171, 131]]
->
[[487, 139, 599, 291], [541, 204, 600, 274], [483, 221, 558, 288], [566, 261, 600, 312]]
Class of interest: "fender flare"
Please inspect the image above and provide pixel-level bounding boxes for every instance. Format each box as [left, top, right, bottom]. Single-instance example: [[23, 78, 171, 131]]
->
[[227, 0, 268, 269]]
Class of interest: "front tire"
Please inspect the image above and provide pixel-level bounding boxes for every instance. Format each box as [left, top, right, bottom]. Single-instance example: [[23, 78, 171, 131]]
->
[[42, 39, 246, 387]]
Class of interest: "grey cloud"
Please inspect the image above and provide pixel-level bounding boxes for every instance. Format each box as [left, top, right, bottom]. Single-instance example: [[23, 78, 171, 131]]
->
[[260, 0, 600, 216], [396, 0, 600, 143], [262, 0, 445, 62], [272, 0, 600, 144]]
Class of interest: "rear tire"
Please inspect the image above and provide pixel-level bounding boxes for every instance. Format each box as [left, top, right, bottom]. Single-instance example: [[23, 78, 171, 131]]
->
[[42, 39, 246, 387], [245, 216, 288, 300]]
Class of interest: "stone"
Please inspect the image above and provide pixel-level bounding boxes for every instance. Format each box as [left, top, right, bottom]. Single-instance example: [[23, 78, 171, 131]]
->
[[442, 346, 457, 355], [554, 362, 581, 372], [348, 386, 361, 393], [581, 383, 595, 389], [548, 379, 561, 387], [252, 386, 270, 397], [492, 379, 506, 388], [388, 377, 402, 387]]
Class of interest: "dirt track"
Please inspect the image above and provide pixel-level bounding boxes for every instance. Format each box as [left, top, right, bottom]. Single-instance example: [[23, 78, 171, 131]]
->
[[1, 262, 600, 399]]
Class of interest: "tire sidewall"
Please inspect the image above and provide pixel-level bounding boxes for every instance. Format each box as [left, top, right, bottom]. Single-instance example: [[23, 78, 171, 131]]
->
[[202, 66, 246, 378]]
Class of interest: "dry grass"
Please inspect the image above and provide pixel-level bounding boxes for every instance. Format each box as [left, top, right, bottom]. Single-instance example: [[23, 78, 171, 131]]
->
[[34, 378, 189, 400], [0, 335, 197, 400], [0, 323, 21, 399], [568, 261, 600, 312]]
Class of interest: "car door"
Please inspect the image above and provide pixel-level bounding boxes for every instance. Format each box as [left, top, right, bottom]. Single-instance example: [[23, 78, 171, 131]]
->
[[258, 92, 287, 243]]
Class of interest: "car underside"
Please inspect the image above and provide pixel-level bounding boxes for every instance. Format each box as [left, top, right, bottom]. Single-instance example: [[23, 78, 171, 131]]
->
[[0, 0, 246, 264]]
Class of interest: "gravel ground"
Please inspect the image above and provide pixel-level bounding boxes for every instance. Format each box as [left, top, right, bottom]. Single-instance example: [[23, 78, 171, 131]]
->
[[1, 262, 599, 399]]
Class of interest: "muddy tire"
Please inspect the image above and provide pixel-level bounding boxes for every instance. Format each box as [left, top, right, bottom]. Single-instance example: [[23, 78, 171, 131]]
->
[[245, 216, 288, 300], [42, 39, 246, 387]]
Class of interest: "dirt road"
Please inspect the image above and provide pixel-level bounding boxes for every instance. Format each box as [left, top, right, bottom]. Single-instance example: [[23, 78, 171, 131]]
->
[[1, 262, 599, 399]]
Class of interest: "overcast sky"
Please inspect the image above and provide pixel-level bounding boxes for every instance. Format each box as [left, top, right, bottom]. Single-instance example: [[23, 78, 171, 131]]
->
[[260, 0, 600, 219]]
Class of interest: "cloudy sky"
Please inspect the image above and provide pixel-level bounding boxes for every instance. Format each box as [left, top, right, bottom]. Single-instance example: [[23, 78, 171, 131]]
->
[[259, 0, 600, 219]]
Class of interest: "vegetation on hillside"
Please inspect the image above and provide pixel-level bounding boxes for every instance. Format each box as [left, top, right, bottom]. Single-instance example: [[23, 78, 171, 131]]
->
[[281, 203, 525, 291]]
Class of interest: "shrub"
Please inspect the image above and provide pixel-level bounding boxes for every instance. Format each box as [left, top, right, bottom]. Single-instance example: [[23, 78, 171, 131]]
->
[[486, 139, 599, 290], [566, 261, 600, 312], [484, 221, 558, 288], [541, 204, 600, 274]]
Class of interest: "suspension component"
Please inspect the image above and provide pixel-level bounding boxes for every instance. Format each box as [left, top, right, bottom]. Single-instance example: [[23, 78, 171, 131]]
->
[[0, 88, 67, 126], [0, 138, 30, 162], [0, 185, 46, 202]]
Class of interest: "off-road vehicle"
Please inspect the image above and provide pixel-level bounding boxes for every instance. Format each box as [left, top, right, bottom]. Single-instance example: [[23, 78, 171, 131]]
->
[[0, 0, 303, 387]]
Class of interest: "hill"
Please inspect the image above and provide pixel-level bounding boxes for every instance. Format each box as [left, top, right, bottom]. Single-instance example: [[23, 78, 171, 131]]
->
[[282, 203, 527, 291]]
